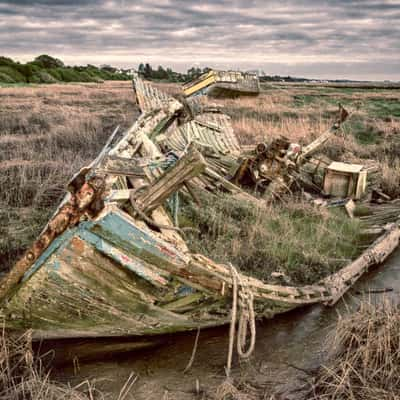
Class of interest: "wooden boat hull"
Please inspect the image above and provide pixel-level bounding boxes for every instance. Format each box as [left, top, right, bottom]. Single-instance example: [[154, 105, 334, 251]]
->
[[4, 202, 398, 341], [2, 206, 306, 340], [206, 82, 260, 98], [183, 70, 260, 98]]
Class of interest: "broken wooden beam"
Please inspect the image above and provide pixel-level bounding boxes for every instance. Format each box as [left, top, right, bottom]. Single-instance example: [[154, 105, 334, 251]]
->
[[323, 223, 400, 305], [298, 105, 349, 163], [134, 144, 207, 214]]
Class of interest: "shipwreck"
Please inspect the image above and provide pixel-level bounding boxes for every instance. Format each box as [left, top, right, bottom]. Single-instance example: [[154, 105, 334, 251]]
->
[[1, 73, 399, 359], [183, 69, 260, 98]]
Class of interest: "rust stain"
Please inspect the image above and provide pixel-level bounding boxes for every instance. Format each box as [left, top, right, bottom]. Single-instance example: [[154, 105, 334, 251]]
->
[[70, 237, 85, 255], [0, 175, 106, 301]]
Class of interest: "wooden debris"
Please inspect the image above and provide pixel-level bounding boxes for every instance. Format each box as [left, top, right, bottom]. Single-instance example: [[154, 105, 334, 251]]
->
[[355, 287, 394, 295], [134, 145, 206, 214], [345, 199, 356, 218], [371, 189, 391, 203], [323, 162, 367, 200], [182, 69, 260, 98]]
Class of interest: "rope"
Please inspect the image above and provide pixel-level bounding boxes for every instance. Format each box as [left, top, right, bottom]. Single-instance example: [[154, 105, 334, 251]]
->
[[225, 263, 256, 377], [226, 264, 238, 378], [237, 279, 256, 359], [183, 327, 201, 373]]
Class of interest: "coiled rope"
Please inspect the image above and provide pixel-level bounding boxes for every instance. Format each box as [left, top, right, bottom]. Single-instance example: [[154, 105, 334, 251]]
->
[[225, 263, 256, 377]]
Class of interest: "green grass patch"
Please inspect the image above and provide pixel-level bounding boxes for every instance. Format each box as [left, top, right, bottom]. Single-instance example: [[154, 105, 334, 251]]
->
[[179, 192, 364, 285], [343, 116, 383, 145], [292, 94, 319, 107], [366, 98, 400, 119]]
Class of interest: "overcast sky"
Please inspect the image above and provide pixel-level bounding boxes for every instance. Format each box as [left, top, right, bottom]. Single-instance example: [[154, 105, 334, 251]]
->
[[1, 0, 399, 80]]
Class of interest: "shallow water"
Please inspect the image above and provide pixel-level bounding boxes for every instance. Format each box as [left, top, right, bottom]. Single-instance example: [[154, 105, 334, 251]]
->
[[50, 249, 400, 399]]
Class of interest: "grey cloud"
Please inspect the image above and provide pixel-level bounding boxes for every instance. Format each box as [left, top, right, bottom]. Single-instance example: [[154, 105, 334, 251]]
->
[[0, 0, 100, 5], [0, 0, 399, 80]]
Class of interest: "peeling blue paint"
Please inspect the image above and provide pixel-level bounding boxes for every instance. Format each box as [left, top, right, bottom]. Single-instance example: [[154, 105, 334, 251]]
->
[[87, 211, 187, 267], [52, 260, 61, 271], [22, 228, 77, 282], [177, 286, 195, 296], [21, 210, 186, 289], [77, 229, 168, 287]]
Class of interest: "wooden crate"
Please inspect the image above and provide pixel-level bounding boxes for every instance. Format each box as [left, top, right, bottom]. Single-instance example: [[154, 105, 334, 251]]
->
[[323, 162, 367, 200]]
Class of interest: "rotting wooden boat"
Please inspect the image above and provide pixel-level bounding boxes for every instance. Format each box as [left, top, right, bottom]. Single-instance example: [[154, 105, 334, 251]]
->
[[1, 75, 399, 342], [182, 70, 260, 98]]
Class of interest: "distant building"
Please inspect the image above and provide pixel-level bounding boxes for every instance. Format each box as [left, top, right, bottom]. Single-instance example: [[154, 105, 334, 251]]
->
[[245, 69, 265, 77]]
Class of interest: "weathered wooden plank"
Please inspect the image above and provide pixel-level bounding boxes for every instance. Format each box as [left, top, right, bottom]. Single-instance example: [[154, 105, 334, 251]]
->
[[3, 234, 201, 337], [0, 175, 107, 302], [135, 144, 207, 214], [104, 189, 135, 202], [88, 208, 190, 269], [324, 223, 400, 305], [150, 207, 189, 253], [133, 72, 183, 114], [298, 106, 348, 163], [190, 254, 330, 304], [77, 229, 170, 287]]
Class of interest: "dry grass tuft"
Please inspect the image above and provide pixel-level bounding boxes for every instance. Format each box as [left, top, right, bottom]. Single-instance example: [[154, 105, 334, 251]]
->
[[311, 300, 400, 400], [214, 378, 260, 400], [380, 159, 400, 198], [0, 329, 138, 399], [0, 329, 98, 399]]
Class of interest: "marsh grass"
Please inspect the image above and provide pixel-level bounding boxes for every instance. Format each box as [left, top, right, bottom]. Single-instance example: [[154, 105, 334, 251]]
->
[[180, 192, 363, 285], [311, 300, 400, 400], [0, 329, 137, 400], [0, 329, 96, 399], [0, 81, 137, 272]]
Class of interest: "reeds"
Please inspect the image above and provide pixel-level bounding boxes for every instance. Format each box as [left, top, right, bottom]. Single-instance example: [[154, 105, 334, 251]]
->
[[0, 329, 96, 399], [311, 300, 400, 399], [0, 328, 138, 399]]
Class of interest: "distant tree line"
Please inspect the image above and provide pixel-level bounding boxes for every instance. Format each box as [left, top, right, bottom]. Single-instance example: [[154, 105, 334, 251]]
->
[[1, 56, 354, 86], [259, 75, 313, 83], [137, 63, 210, 82], [0, 55, 131, 84], [137, 65, 319, 83]]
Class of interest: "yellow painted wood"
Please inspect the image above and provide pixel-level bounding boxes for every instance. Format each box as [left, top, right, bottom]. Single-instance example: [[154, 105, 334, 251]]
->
[[183, 74, 216, 96]]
